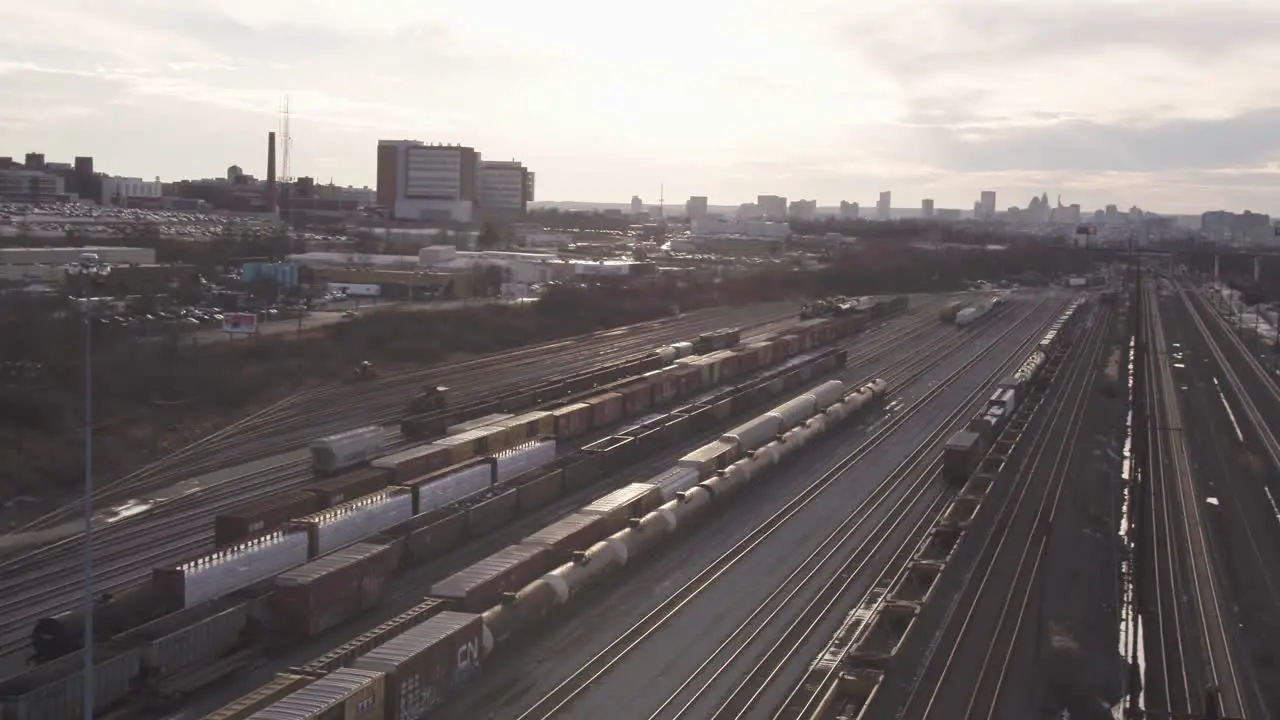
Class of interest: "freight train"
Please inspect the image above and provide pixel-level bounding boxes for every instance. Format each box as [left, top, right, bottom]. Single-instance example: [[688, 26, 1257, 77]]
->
[[9, 321, 870, 719], [33, 320, 857, 659], [939, 294, 1010, 326], [37, 323, 854, 654], [394, 327, 739, 437], [942, 297, 1087, 484], [955, 296, 1003, 327], [196, 376, 891, 720], [800, 296, 857, 319], [397, 320, 855, 442], [801, 294, 909, 321], [858, 295, 910, 318], [275, 319, 862, 537]]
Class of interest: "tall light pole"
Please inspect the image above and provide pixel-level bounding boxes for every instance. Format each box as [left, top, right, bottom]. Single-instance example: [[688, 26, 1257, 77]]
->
[[66, 259, 110, 720]]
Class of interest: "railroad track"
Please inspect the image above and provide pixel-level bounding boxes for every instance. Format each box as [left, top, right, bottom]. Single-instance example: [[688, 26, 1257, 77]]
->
[[1, 308, 798, 563], [1143, 282, 1245, 718], [882, 296, 1109, 720], [15, 304, 799, 536], [180, 304, 960, 720], [700, 301, 1069, 720], [772, 302, 1089, 720], [1164, 285, 1276, 717], [504, 298, 1062, 720], [0, 305, 932, 666], [366, 310, 955, 611]]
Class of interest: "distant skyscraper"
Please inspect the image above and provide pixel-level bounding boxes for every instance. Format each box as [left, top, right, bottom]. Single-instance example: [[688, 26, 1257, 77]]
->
[[631, 195, 644, 215], [1027, 194, 1048, 223], [839, 201, 859, 220], [979, 191, 997, 220], [789, 199, 817, 221], [479, 160, 533, 217], [1051, 202, 1082, 225], [686, 195, 709, 219], [376, 139, 480, 223], [877, 191, 891, 221], [921, 198, 934, 218], [757, 194, 787, 220]]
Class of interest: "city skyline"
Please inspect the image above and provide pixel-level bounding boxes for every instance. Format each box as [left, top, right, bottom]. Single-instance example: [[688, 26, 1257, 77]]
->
[[3, 1, 1279, 214]]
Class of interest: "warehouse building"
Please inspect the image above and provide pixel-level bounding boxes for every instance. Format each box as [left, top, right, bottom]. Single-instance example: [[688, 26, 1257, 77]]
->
[[0, 246, 156, 266], [63, 263, 200, 299], [285, 247, 654, 296]]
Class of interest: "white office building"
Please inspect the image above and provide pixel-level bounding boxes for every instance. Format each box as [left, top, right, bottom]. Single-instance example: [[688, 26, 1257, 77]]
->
[[479, 160, 534, 217], [100, 177, 163, 206], [376, 140, 480, 223]]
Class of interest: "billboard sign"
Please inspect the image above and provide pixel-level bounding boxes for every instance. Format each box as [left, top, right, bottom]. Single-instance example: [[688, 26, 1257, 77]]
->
[[222, 312, 259, 334], [328, 282, 381, 297]]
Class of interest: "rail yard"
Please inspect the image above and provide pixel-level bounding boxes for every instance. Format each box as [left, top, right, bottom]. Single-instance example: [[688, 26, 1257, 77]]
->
[[0, 303, 801, 662], [6, 272, 1280, 720]]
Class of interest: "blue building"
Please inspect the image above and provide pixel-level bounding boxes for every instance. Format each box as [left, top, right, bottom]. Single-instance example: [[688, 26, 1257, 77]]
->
[[242, 262, 300, 289]]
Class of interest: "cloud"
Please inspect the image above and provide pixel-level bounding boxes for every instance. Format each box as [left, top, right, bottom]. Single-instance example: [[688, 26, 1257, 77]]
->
[[846, 0, 1280, 127], [907, 108, 1280, 173], [850, 0, 1280, 76], [3, 0, 1280, 212], [0, 5, 229, 63]]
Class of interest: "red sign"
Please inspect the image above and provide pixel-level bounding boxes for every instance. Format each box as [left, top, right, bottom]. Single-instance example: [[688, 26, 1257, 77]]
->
[[222, 312, 259, 334]]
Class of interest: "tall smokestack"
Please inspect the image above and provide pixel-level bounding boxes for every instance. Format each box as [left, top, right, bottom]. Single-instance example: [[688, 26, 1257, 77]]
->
[[266, 131, 278, 212]]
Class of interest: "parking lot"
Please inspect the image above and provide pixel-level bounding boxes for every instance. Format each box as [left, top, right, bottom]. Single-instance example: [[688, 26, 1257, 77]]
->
[[0, 203, 349, 247]]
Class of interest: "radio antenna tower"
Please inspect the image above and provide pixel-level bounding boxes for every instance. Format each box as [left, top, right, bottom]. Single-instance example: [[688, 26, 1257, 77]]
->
[[278, 95, 294, 183]]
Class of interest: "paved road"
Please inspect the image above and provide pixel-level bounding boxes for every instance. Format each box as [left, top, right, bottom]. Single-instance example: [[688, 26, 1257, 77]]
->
[[436, 301, 1060, 720]]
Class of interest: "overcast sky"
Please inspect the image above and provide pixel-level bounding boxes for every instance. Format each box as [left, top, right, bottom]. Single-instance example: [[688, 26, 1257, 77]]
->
[[3, 0, 1279, 213]]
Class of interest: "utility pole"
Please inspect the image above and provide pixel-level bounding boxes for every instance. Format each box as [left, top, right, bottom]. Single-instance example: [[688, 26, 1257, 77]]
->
[[1272, 313, 1278, 372], [66, 259, 111, 720], [1126, 233, 1147, 720]]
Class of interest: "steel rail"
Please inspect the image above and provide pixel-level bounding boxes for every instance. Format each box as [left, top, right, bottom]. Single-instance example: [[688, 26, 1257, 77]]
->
[[508, 299, 1057, 720], [887, 298, 1105, 720], [660, 307, 1058, 720], [1164, 286, 1273, 717], [768, 298, 1093, 720], [1, 309, 800, 566], [0, 307, 944, 662], [653, 307, 1065, 720], [0, 316, 887, 628], [934, 301, 1110, 720], [14, 307, 797, 533], [1177, 287, 1279, 719], [1145, 283, 1196, 713], [1148, 281, 1248, 717]]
